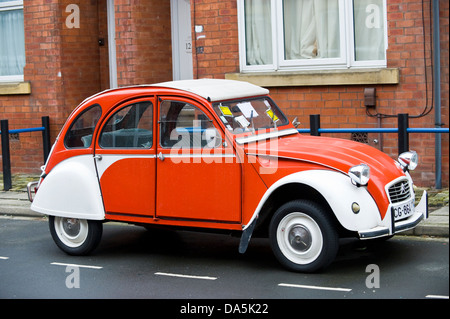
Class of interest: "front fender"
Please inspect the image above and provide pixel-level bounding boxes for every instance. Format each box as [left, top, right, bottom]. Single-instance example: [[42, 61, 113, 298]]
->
[[246, 170, 382, 232], [31, 155, 105, 220]]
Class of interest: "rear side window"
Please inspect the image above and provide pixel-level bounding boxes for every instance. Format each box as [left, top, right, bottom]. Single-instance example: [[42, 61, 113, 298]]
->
[[64, 104, 102, 148]]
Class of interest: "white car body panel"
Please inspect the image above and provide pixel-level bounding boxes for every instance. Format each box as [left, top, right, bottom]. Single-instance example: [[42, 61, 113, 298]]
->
[[31, 155, 105, 220], [246, 170, 381, 232]]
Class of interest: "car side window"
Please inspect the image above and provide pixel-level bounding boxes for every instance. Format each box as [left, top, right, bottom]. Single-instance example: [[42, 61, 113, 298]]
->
[[99, 101, 153, 149], [159, 100, 219, 148], [65, 104, 102, 148]]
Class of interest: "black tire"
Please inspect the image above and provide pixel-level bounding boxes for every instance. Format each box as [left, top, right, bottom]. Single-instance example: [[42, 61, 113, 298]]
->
[[49, 216, 103, 256], [269, 200, 339, 273]]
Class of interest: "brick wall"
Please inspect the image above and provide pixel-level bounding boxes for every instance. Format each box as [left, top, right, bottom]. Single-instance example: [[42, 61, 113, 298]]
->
[[1, 0, 63, 174], [0, 0, 448, 188], [1, 0, 174, 177], [190, 0, 449, 188], [1, 0, 103, 174], [191, 0, 239, 79]]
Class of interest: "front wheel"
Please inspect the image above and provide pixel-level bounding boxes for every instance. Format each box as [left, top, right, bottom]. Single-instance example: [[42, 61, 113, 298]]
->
[[269, 200, 339, 273], [49, 216, 103, 256]]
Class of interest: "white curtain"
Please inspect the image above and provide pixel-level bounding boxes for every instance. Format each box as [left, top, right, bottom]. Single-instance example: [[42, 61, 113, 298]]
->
[[353, 0, 385, 61], [244, 0, 384, 66], [0, 8, 25, 76], [245, 0, 273, 65], [283, 0, 340, 60]]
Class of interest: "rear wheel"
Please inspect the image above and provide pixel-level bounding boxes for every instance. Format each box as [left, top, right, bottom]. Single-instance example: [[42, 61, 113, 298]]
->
[[269, 200, 339, 272], [49, 216, 103, 255]]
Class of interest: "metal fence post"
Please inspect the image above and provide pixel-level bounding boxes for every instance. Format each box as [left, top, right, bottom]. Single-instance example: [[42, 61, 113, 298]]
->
[[1, 119, 12, 191], [398, 113, 409, 155], [41, 116, 51, 162], [310, 114, 321, 136]]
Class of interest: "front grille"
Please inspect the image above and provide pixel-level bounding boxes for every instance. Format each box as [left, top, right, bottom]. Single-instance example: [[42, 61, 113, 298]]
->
[[388, 180, 411, 203]]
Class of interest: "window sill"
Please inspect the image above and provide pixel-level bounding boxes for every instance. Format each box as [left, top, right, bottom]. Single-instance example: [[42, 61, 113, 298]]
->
[[0, 82, 31, 95], [225, 68, 399, 87]]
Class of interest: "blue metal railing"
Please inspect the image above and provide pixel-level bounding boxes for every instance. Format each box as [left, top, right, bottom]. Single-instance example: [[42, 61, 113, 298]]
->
[[298, 128, 449, 134], [2, 113, 448, 190], [303, 113, 448, 189], [1, 117, 50, 191], [302, 114, 449, 157], [7, 127, 46, 134]]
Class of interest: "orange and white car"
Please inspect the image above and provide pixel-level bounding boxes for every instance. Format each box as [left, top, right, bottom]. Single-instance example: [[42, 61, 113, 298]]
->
[[28, 79, 428, 272]]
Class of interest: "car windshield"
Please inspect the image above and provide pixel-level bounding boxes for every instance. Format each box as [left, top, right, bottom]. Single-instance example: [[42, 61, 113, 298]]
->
[[212, 97, 289, 134]]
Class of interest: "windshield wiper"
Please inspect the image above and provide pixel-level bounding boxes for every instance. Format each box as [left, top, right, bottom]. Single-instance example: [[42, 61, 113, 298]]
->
[[250, 110, 255, 134]]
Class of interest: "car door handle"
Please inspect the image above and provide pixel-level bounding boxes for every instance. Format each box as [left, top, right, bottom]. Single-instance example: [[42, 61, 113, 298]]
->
[[157, 152, 165, 161], [94, 155, 102, 161]]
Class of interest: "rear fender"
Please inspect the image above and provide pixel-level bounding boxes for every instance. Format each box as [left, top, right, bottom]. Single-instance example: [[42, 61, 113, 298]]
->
[[31, 155, 105, 220]]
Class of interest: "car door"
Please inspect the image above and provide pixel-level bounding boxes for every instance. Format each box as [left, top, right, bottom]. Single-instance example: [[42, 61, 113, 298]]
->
[[94, 98, 156, 221], [156, 97, 241, 223]]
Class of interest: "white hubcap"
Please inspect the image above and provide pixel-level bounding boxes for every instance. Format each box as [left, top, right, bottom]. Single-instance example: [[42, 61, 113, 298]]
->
[[276, 212, 323, 265], [54, 217, 89, 248]]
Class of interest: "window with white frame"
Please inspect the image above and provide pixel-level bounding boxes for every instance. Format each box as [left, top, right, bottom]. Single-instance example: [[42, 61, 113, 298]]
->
[[238, 0, 387, 72], [0, 0, 25, 82]]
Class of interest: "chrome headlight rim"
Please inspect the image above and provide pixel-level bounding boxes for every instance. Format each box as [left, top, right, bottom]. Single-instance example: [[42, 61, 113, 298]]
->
[[398, 150, 418, 171], [348, 163, 371, 187]]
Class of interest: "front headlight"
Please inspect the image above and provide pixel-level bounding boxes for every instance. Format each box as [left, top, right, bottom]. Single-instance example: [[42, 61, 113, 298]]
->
[[348, 164, 370, 187], [398, 150, 418, 171]]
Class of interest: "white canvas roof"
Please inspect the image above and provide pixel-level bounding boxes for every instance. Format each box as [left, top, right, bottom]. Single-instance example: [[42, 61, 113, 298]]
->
[[150, 79, 269, 102]]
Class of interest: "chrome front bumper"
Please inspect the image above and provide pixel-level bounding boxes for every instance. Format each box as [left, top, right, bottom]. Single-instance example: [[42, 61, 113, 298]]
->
[[358, 190, 428, 239], [27, 181, 39, 202]]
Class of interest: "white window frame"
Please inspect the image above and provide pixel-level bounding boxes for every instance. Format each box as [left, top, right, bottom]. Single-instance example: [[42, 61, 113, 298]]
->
[[237, 0, 387, 73], [107, 0, 118, 88], [0, 0, 25, 82], [347, 0, 388, 69], [237, 0, 278, 72]]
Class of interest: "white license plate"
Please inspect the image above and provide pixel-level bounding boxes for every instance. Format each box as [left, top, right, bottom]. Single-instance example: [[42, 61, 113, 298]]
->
[[393, 199, 415, 221]]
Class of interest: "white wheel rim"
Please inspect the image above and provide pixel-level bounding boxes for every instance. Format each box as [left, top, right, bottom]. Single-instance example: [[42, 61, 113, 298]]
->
[[276, 212, 323, 265], [54, 217, 89, 248]]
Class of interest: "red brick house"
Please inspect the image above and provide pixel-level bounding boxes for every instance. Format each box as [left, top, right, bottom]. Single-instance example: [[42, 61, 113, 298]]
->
[[0, 0, 448, 188]]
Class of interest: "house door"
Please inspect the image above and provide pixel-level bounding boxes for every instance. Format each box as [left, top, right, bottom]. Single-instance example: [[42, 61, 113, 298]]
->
[[170, 0, 193, 80]]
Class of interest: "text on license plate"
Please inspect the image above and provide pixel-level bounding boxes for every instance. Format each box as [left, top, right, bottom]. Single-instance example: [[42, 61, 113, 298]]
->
[[393, 199, 415, 221]]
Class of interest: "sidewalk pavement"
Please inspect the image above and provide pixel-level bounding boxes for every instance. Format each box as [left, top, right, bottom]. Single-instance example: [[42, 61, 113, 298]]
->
[[0, 190, 448, 238]]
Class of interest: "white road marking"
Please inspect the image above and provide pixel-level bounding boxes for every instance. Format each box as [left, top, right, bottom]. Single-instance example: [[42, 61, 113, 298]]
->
[[50, 262, 103, 270], [0, 256, 9, 260], [155, 272, 217, 281], [426, 295, 449, 299], [278, 282, 352, 292]]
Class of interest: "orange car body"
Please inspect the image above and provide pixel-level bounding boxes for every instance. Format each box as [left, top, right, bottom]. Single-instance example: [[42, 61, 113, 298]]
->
[[28, 79, 428, 271]]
